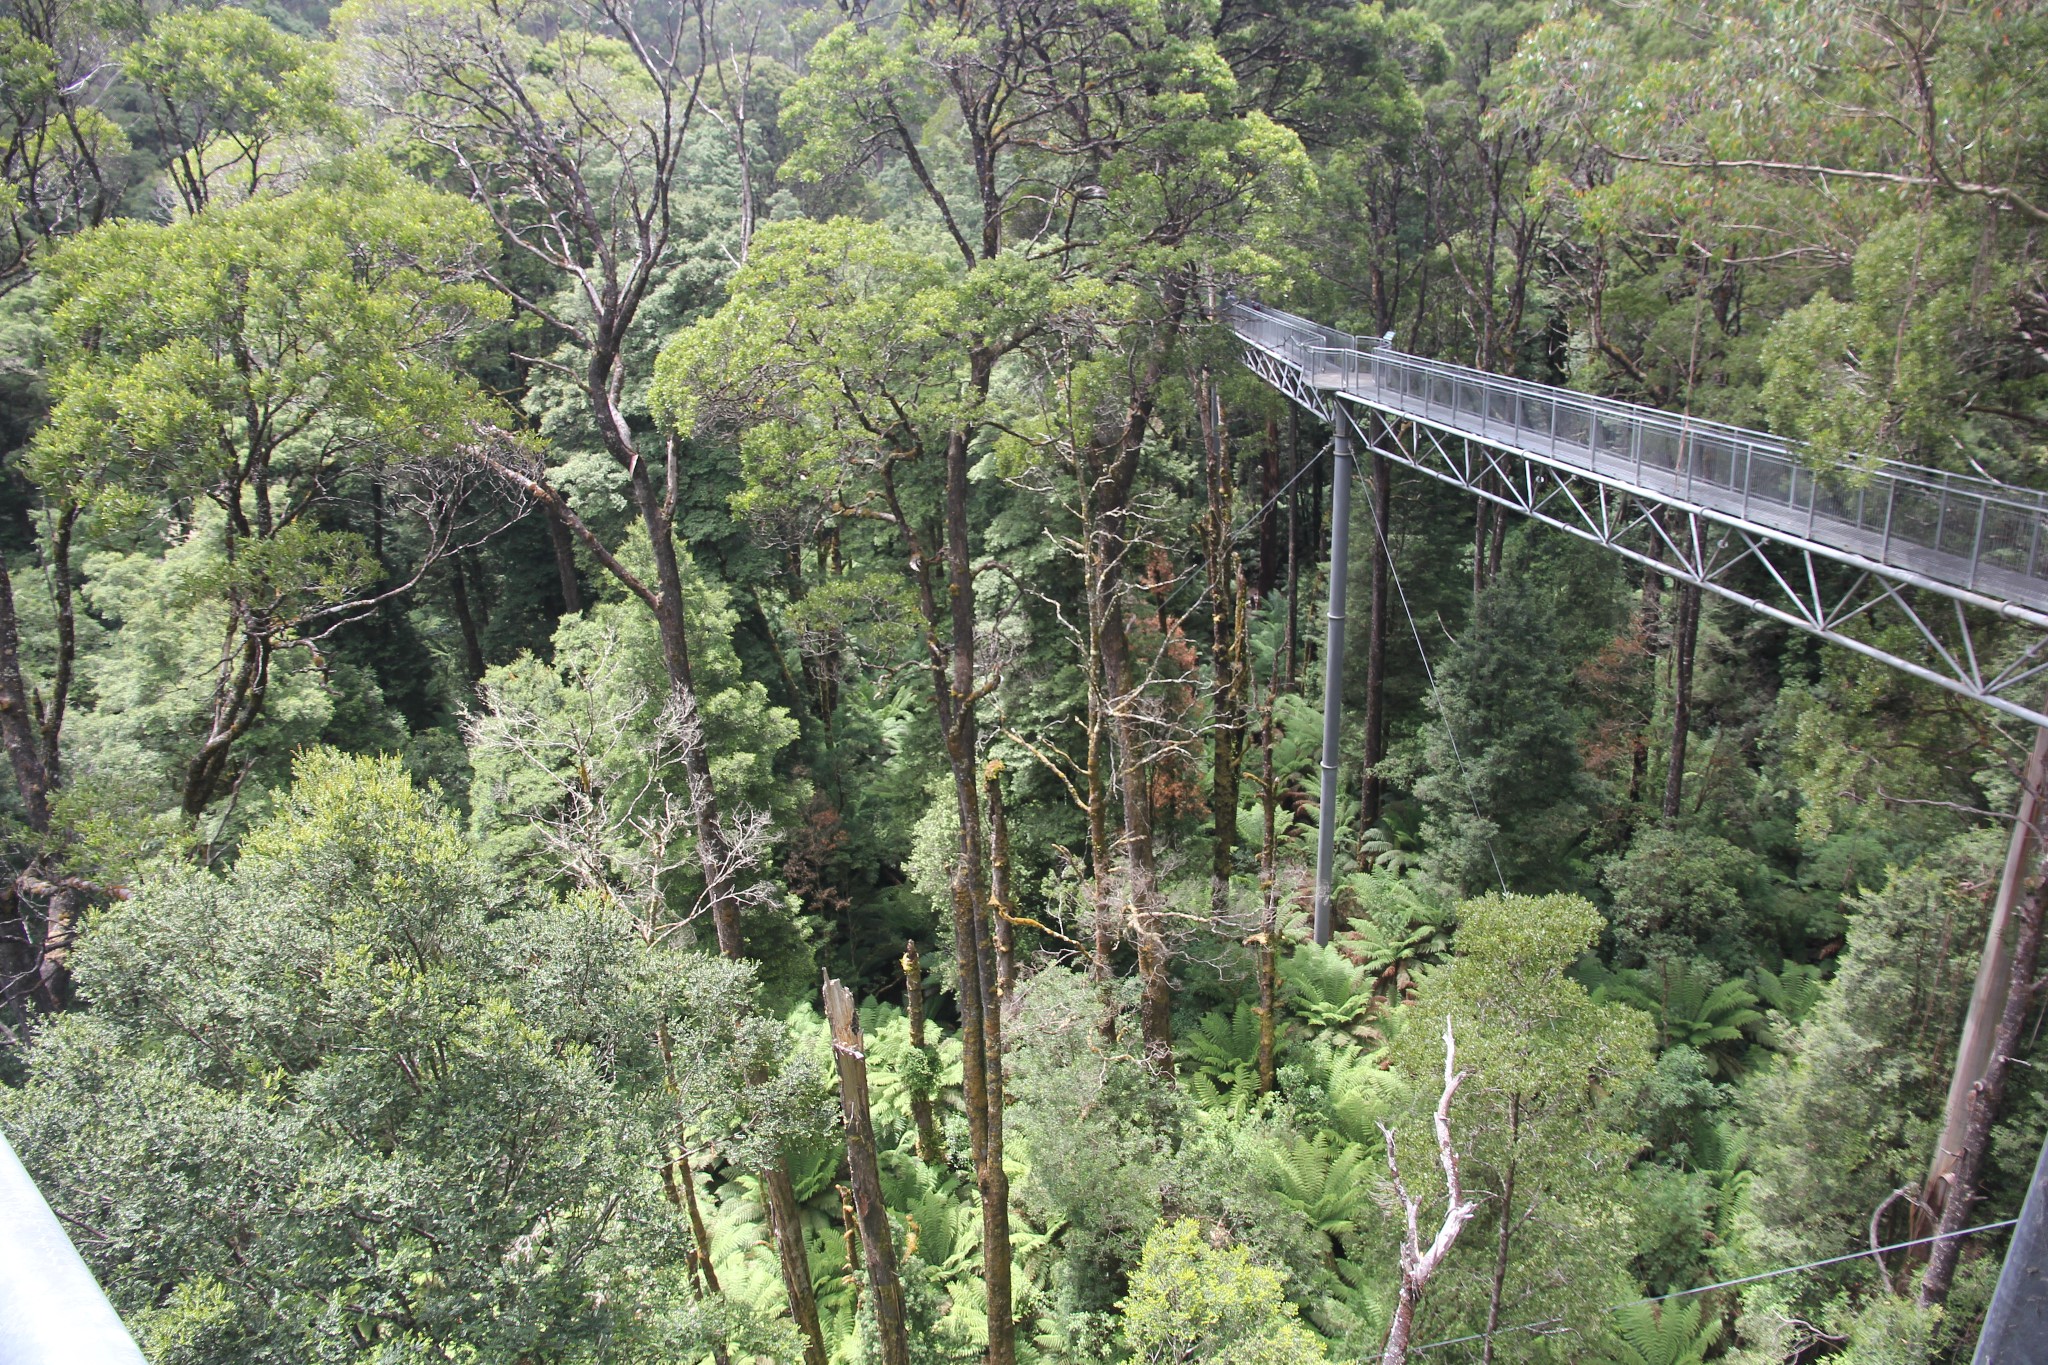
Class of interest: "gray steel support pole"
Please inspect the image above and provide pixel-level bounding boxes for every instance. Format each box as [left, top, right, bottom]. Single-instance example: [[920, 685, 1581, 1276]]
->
[[1314, 411, 1355, 947], [1976, 1127, 2048, 1362], [0, 1126, 147, 1365]]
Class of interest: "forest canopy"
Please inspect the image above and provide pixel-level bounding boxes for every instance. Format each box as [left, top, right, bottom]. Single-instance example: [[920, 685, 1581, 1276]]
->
[[0, 0, 2045, 1363]]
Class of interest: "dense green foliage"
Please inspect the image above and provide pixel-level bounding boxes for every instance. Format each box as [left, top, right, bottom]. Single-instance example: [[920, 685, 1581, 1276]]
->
[[0, 0, 2044, 1362]]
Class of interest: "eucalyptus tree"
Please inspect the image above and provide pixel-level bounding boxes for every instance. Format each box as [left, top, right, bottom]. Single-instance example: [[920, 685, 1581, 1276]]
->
[[0, 751, 812, 1363], [655, 215, 1038, 1359], [0, 0, 125, 1025], [121, 6, 349, 215], [1389, 892, 1653, 1361], [1508, 0, 2048, 475], [30, 158, 508, 831], [0, 0, 125, 290], [332, 9, 829, 1346], [334, 0, 775, 957], [655, 0, 1316, 1349]]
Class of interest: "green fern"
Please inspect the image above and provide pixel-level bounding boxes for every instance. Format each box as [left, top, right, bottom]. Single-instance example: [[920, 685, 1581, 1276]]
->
[[1751, 961, 1825, 1024], [880, 1150, 978, 1274], [1356, 825, 1422, 875], [1237, 800, 1306, 854], [1309, 1257, 1391, 1356], [783, 1127, 845, 1204], [1336, 871, 1455, 996], [1712, 1166, 1754, 1252], [1262, 1131, 1376, 1260], [1279, 941, 1376, 1039], [1322, 1048, 1403, 1147], [1594, 1298, 1724, 1365], [1588, 959, 1765, 1078], [1182, 1001, 1265, 1112], [851, 995, 964, 1135]]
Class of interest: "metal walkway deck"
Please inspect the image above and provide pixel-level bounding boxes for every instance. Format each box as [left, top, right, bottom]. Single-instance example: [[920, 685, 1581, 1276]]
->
[[1228, 298, 2048, 729]]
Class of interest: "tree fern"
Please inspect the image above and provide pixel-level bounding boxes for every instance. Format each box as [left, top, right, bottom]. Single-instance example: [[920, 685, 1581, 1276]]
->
[[1261, 1131, 1375, 1260], [1308, 1256, 1391, 1357], [1587, 959, 1765, 1077], [1279, 941, 1376, 1040], [1594, 1298, 1724, 1365], [852, 994, 964, 1134], [881, 1159, 978, 1275], [1291, 1040, 1404, 1147], [1356, 826, 1421, 875], [1337, 870, 1455, 996], [1182, 1001, 1266, 1112], [1751, 961, 1825, 1024]]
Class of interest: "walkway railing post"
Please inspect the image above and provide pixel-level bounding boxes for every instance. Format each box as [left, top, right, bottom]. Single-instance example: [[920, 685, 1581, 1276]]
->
[[1314, 408, 1356, 947]]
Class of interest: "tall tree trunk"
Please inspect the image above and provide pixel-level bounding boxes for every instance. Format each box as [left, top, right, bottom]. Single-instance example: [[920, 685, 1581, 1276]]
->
[[1203, 373, 1243, 916], [615, 440, 827, 1365], [450, 557, 486, 681], [1921, 863, 2048, 1305], [760, 1160, 827, 1362], [1663, 579, 1701, 822], [1286, 409, 1301, 690], [671, 1141, 723, 1299], [901, 940, 945, 1166], [1213, 573, 1246, 908], [1487, 505, 1505, 584], [1085, 290, 1189, 1070], [1360, 443, 1391, 843], [655, 1017, 730, 1365], [1257, 412, 1282, 599], [1480, 1099, 1522, 1365], [1927, 723, 2048, 1218], [823, 976, 912, 1365], [1083, 538, 1120, 1048], [929, 358, 1015, 1365], [1473, 493, 1491, 600], [0, 557, 53, 835], [1088, 684, 1114, 985], [629, 462, 748, 962], [1100, 601, 1171, 1067], [0, 510, 79, 1016], [1257, 676, 1279, 1094], [1080, 486, 1116, 988], [1629, 558, 1664, 808], [544, 502, 584, 615], [984, 761, 1017, 1000]]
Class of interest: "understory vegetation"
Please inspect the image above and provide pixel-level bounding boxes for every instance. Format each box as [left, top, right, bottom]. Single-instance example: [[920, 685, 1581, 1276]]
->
[[0, 0, 2045, 1361]]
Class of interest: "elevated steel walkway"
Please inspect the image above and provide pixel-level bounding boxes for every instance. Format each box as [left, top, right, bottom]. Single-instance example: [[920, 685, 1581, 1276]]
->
[[1228, 298, 2048, 729]]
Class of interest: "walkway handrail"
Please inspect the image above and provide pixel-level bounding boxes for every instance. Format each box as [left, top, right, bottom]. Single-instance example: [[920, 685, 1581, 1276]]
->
[[0, 1126, 148, 1365], [1227, 297, 2048, 609]]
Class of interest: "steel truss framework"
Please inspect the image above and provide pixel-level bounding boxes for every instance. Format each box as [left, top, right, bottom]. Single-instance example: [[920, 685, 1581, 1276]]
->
[[1233, 330, 2048, 731]]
